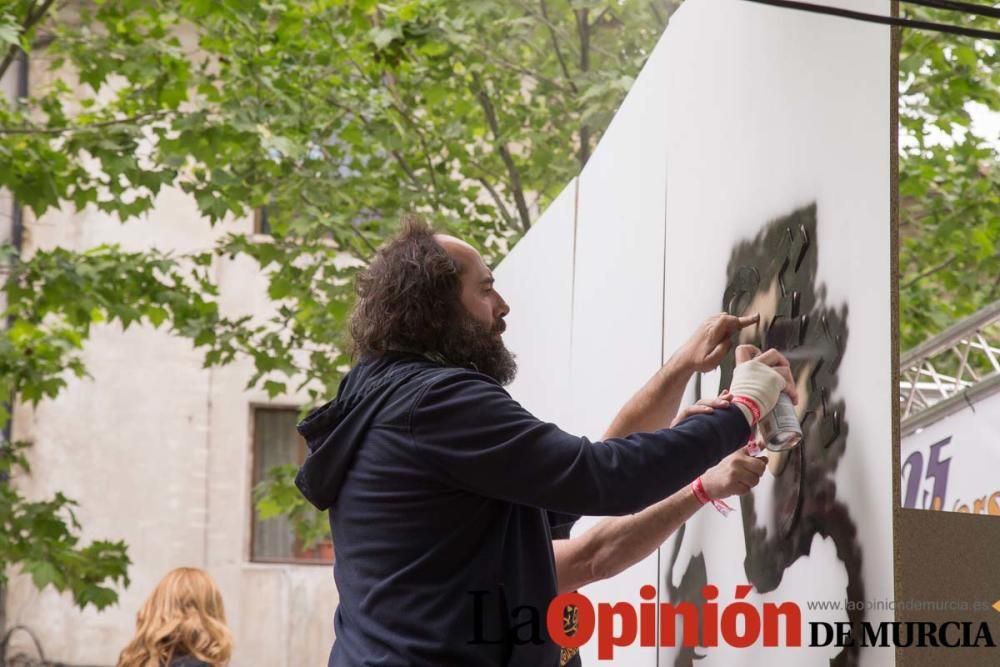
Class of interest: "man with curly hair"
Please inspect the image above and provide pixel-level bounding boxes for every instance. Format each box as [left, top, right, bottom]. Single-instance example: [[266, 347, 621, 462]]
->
[[296, 216, 795, 667]]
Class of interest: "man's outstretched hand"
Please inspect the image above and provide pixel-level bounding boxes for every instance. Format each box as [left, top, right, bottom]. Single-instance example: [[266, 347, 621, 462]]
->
[[676, 312, 760, 373], [701, 442, 768, 498]]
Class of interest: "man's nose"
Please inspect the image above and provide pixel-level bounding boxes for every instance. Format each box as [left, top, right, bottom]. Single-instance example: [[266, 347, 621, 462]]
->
[[496, 294, 510, 319]]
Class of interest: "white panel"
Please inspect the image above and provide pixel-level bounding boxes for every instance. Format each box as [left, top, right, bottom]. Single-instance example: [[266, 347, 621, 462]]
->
[[495, 180, 577, 424], [658, 1, 892, 666], [901, 390, 1000, 515], [566, 36, 674, 667]]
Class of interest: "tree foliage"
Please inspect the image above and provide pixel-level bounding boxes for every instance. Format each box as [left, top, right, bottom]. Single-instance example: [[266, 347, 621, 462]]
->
[[898, 6, 999, 350], [0, 441, 129, 610], [254, 463, 331, 550], [0, 0, 680, 600], [2, 0, 680, 397]]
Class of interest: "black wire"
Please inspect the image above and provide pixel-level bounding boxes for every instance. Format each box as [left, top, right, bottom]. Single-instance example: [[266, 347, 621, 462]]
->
[[900, 0, 1000, 21], [739, 0, 1000, 41]]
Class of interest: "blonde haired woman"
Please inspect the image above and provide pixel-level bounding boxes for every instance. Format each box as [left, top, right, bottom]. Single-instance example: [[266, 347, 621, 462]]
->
[[118, 567, 233, 667]]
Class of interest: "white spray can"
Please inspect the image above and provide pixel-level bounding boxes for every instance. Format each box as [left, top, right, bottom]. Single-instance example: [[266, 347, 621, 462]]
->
[[758, 392, 802, 451]]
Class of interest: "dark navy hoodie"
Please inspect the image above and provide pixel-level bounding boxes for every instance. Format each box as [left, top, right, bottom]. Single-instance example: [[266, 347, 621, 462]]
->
[[295, 352, 750, 667]]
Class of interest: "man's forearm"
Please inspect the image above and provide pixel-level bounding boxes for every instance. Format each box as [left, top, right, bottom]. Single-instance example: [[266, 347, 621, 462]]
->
[[556, 352, 701, 594], [554, 486, 702, 593], [601, 352, 693, 438], [554, 317, 767, 593]]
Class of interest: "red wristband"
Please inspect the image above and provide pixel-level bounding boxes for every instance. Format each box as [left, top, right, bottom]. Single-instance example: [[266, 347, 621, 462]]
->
[[731, 395, 762, 425], [691, 477, 711, 505], [691, 476, 735, 517]]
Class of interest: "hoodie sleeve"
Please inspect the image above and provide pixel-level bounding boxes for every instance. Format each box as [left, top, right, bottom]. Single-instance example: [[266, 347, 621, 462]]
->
[[408, 369, 750, 516]]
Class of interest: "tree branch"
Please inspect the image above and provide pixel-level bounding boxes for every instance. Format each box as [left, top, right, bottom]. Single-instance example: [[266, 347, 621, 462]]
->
[[342, 51, 447, 206], [0, 0, 58, 81], [539, 0, 578, 93], [385, 97, 443, 200], [464, 154, 506, 184], [987, 266, 1000, 302], [298, 190, 373, 265], [324, 96, 426, 194], [901, 254, 957, 290], [512, 0, 617, 60], [389, 149, 424, 190], [575, 8, 592, 166], [649, 1, 666, 29], [589, 7, 612, 28], [360, 13, 447, 207], [468, 43, 572, 94], [350, 225, 376, 262], [378, 70, 442, 198], [0, 110, 171, 136], [476, 177, 516, 230], [473, 74, 531, 233], [0, 48, 20, 86]]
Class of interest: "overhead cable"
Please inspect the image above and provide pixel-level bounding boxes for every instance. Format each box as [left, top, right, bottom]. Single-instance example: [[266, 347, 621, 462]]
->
[[739, 0, 1000, 41]]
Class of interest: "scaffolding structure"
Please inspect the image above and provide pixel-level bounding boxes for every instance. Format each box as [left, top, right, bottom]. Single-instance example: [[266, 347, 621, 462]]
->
[[900, 301, 1000, 436]]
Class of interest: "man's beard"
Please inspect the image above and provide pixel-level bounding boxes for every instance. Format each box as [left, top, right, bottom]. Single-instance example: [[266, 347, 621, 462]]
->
[[440, 313, 517, 385]]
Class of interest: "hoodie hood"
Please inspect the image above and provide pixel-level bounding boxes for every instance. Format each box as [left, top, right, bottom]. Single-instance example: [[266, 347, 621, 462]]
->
[[295, 353, 437, 511]]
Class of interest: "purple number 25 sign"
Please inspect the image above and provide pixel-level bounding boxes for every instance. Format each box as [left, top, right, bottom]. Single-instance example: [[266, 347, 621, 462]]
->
[[901, 437, 952, 511]]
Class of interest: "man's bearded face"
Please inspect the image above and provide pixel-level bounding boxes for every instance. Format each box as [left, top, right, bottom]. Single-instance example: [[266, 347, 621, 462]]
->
[[443, 309, 517, 386]]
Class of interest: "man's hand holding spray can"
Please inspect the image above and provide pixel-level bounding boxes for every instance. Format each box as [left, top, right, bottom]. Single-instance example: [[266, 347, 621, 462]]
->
[[729, 344, 802, 456], [688, 341, 801, 516]]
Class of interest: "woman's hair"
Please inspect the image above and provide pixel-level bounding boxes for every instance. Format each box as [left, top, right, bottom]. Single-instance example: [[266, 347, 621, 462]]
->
[[349, 214, 464, 359], [117, 567, 233, 667]]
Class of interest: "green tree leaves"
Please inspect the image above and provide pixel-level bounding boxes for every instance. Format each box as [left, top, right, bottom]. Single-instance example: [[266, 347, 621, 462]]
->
[[1, 0, 679, 256], [0, 441, 130, 611], [898, 7, 999, 349], [254, 462, 330, 551], [0, 0, 682, 603]]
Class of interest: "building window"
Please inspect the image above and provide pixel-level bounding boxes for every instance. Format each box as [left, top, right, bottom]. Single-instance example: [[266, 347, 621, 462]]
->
[[250, 407, 334, 564], [253, 206, 271, 236]]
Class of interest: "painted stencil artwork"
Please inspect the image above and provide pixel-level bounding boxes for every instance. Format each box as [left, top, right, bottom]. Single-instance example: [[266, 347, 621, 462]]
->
[[722, 207, 858, 612], [495, 0, 893, 665], [663, 206, 868, 667], [657, 0, 891, 665]]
